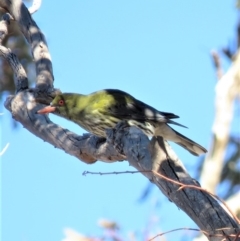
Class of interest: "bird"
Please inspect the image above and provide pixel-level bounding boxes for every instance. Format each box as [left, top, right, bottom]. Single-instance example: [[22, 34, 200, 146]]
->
[[37, 89, 207, 156]]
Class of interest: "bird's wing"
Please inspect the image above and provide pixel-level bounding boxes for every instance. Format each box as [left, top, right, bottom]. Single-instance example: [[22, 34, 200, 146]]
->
[[96, 90, 186, 128], [110, 102, 187, 128]]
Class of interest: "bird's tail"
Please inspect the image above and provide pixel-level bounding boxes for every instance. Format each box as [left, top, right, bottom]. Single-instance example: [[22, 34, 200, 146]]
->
[[173, 130, 207, 156]]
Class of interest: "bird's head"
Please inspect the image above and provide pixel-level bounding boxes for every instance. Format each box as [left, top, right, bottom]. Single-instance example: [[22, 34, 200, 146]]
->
[[37, 94, 73, 116]]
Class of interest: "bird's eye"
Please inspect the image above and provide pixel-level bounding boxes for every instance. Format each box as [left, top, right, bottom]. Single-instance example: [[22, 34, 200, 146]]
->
[[58, 99, 64, 106]]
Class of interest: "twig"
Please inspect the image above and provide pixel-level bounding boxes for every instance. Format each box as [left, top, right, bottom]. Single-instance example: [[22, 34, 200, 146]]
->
[[83, 169, 240, 225], [82, 170, 151, 176], [153, 170, 239, 224]]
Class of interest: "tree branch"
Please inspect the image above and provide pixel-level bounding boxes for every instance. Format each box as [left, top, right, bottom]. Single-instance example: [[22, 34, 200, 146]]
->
[[0, 0, 54, 91], [107, 122, 240, 241], [200, 50, 240, 193], [3, 90, 126, 164], [1, 1, 240, 240], [0, 45, 28, 91]]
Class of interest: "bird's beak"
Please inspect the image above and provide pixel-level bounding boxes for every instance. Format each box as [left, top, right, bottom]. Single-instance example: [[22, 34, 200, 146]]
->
[[37, 105, 56, 114]]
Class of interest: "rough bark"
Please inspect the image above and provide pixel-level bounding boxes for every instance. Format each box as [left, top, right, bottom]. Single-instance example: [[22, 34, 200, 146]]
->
[[1, 1, 240, 240], [0, 0, 54, 91], [108, 123, 240, 241]]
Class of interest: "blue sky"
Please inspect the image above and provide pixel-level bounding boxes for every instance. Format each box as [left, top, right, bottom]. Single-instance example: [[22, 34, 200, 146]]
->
[[1, 1, 237, 240]]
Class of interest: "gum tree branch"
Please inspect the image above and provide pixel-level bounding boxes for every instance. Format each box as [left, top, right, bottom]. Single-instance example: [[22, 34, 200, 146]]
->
[[0, 46, 28, 91], [0, 0, 54, 91], [107, 122, 240, 241], [0, 1, 240, 240], [200, 51, 240, 193]]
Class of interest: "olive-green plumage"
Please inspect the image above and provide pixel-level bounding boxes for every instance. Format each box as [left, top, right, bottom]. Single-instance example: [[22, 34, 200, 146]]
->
[[38, 89, 207, 156]]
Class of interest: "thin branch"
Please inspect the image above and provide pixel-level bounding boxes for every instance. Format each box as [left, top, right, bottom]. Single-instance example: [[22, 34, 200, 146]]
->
[[84, 169, 240, 224], [82, 170, 151, 176]]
